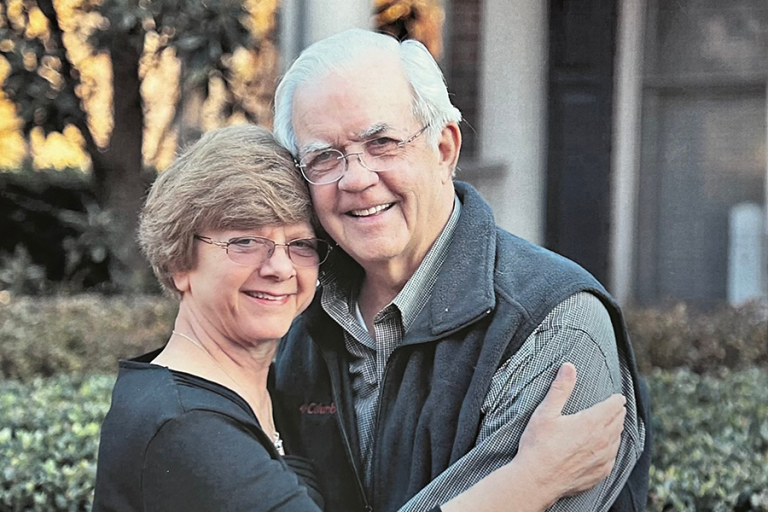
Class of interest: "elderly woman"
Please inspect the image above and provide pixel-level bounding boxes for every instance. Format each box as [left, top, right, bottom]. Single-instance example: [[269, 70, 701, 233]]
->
[[92, 124, 625, 512]]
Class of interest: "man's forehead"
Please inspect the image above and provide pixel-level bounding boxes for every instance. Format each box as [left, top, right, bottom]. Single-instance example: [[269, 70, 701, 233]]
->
[[291, 60, 414, 148], [292, 51, 409, 105]]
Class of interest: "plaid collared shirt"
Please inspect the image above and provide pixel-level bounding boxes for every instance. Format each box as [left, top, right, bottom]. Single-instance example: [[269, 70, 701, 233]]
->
[[320, 195, 645, 512]]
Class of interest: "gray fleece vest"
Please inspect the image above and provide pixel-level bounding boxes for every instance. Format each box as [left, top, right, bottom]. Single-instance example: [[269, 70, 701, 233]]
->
[[273, 182, 651, 512]]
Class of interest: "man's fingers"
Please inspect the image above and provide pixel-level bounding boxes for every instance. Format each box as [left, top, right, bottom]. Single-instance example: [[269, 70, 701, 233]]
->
[[575, 393, 626, 425], [538, 362, 577, 417], [609, 405, 627, 434]]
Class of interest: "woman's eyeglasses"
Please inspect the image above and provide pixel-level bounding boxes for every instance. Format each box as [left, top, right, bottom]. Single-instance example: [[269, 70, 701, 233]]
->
[[194, 235, 332, 267]]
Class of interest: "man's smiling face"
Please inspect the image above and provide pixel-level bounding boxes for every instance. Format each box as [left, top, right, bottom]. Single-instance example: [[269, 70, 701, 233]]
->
[[291, 53, 456, 274]]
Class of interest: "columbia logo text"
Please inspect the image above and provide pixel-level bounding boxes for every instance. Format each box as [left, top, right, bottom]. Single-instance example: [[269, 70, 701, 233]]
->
[[299, 402, 337, 415]]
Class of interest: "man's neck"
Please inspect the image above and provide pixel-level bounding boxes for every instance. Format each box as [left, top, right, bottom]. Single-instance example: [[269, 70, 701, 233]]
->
[[354, 190, 458, 333], [357, 271, 405, 331], [355, 228, 447, 330]]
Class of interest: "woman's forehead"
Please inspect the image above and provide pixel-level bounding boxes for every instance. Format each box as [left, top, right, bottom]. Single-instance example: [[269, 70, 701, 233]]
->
[[204, 222, 316, 238]]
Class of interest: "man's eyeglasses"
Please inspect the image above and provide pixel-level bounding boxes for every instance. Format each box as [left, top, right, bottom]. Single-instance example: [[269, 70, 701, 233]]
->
[[297, 125, 430, 185], [194, 235, 332, 267]]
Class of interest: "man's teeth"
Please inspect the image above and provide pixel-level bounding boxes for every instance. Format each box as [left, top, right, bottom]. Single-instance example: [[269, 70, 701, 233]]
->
[[350, 203, 393, 217], [246, 291, 287, 301]]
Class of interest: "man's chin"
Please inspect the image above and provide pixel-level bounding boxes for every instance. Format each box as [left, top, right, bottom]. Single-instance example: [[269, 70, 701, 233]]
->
[[344, 244, 402, 267]]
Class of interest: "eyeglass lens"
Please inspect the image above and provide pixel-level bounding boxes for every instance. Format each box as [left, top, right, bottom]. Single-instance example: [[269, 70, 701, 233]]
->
[[300, 137, 405, 184], [227, 237, 329, 267]]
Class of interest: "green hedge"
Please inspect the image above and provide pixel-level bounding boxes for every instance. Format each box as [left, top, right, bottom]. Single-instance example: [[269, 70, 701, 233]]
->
[[2, 295, 767, 381], [1, 294, 766, 380], [0, 296, 766, 509], [626, 301, 767, 374], [0, 374, 113, 511], [647, 367, 768, 511], [0, 295, 176, 380], [1, 369, 766, 511]]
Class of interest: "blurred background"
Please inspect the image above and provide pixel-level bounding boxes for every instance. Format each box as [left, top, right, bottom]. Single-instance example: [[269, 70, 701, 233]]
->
[[0, 0, 767, 510], [1, 0, 766, 307]]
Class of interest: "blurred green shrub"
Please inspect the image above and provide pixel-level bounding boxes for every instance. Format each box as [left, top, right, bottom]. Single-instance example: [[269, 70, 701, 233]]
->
[[0, 246, 48, 296], [647, 367, 768, 511], [0, 169, 114, 293], [0, 374, 114, 511], [0, 369, 765, 510], [1, 295, 766, 509], [626, 301, 768, 373], [1, 295, 766, 380], [0, 294, 177, 380]]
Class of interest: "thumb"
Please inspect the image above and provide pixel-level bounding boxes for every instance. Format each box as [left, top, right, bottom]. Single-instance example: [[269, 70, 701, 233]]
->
[[538, 362, 577, 417]]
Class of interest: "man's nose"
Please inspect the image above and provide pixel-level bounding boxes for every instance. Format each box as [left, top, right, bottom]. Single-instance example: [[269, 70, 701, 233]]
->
[[338, 153, 378, 192]]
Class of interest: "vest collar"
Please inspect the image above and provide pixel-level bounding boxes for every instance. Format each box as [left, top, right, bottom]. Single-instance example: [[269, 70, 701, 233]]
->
[[311, 181, 498, 343], [420, 181, 497, 337]]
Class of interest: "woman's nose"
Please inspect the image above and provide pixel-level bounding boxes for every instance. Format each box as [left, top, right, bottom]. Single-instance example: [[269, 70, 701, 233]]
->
[[259, 245, 296, 279]]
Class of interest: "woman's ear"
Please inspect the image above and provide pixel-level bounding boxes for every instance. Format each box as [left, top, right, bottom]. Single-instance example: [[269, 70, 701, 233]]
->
[[172, 271, 191, 294]]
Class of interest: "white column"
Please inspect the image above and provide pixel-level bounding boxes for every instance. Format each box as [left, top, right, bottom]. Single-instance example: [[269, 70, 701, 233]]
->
[[609, 0, 646, 304], [728, 203, 767, 304], [280, 0, 373, 68], [304, 0, 373, 44], [279, 0, 303, 70], [280, 0, 373, 69], [475, 0, 548, 244], [763, 79, 768, 300]]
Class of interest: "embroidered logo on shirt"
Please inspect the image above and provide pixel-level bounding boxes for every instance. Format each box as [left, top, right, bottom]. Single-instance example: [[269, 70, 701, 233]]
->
[[299, 402, 337, 415]]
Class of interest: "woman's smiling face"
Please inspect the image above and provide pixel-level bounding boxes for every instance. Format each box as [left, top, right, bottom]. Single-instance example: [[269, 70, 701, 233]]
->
[[173, 222, 319, 346]]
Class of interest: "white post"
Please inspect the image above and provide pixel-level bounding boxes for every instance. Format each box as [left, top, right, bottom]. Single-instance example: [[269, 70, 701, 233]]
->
[[764, 71, 768, 300], [609, 0, 645, 305], [728, 203, 767, 305], [303, 0, 373, 46], [476, 0, 548, 244], [279, 0, 373, 70]]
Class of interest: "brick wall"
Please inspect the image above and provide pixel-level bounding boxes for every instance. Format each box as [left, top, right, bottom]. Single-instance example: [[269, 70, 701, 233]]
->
[[445, 0, 482, 158]]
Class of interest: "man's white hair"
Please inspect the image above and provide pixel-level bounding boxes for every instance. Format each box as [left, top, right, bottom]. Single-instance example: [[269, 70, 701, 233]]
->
[[273, 29, 462, 156]]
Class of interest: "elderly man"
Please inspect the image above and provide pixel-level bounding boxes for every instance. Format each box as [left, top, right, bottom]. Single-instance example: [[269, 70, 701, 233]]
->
[[272, 29, 650, 512]]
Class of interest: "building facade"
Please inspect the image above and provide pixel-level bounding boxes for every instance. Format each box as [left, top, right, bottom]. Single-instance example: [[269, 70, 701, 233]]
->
[[278, 0, 768, 308]]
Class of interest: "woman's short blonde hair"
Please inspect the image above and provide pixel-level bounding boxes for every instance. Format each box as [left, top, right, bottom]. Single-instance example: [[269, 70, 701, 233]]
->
[[138, 124, 312, 298]]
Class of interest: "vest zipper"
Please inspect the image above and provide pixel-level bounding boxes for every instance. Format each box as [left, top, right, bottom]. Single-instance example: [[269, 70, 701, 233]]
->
[[320, 350, 372, 512], [367, 312, 492, 508], [368, 347, 397, 509]]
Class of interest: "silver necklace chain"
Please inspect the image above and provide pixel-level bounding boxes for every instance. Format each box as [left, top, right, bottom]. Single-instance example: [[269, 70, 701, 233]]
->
[[171, 330, 284, 455]]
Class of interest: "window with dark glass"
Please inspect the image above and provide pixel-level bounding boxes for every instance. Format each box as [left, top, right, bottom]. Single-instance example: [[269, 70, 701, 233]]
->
[[637, 0, 767, 306]]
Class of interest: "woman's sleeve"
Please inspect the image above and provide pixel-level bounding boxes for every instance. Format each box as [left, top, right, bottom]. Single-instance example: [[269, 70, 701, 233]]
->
[[142, 409, 323, 512]]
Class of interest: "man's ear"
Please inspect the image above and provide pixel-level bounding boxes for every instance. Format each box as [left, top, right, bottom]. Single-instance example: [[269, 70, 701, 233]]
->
[[437, 123, 462, 183]]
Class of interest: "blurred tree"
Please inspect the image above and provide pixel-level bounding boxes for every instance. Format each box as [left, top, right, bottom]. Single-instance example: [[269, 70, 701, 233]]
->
[[0, 0, 279, 291], [374, 0, 444, 58]]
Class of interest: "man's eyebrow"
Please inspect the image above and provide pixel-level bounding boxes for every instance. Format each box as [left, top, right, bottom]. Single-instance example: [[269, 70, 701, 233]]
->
[[298, 140, 335, 156], [298, 123, 394, 155], [357, 123, 393, 140]]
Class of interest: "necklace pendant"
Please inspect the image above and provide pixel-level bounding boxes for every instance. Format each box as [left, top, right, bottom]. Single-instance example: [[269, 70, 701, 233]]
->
[[273, 432, 285, 456]]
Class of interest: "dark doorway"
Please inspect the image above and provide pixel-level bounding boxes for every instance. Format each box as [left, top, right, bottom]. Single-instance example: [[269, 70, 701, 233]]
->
[[546, 0, 617, 285]]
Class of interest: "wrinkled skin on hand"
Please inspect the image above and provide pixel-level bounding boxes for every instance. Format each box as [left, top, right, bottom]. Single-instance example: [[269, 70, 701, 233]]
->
[[517, 363, 626, 503]]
